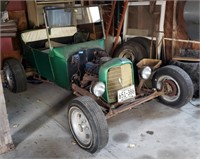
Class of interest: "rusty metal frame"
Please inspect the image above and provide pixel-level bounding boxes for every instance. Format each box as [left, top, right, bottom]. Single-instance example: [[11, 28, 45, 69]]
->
[[106, 90, 164, 119], [71, 83, 165, 119], [72, 83, 110, 110]]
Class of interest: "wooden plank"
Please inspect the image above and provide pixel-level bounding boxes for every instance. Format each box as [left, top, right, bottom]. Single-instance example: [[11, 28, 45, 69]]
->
[[172, 57, 200, 62], [164, 37, 200, 44], [0, 75, 14, 154], [172, 0, 177, 58], [127, 28, 149, 36]]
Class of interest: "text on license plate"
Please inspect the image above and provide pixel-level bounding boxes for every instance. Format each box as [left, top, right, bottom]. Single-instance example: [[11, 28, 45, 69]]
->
[[117, 85, 136, 102]]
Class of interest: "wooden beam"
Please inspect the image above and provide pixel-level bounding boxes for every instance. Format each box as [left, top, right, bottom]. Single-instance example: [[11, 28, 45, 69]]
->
[[0, 74, 14, 154], [172, 0, 177, 58], [172, 57, 200, 62]]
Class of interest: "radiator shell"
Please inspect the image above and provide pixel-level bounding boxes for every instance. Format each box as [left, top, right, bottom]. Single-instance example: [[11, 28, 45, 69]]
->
[[99, 58, 134, 103]]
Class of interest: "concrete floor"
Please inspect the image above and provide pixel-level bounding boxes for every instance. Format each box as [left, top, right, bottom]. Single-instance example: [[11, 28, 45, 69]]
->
[[1, 82, 200, 159]]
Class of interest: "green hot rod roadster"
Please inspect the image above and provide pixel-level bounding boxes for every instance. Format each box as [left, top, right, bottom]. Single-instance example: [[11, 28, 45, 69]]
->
[[2, 6, 194, 153]]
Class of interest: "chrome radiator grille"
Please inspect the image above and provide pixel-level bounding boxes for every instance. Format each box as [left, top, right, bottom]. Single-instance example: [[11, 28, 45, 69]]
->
[[107, 64, 133, 102]]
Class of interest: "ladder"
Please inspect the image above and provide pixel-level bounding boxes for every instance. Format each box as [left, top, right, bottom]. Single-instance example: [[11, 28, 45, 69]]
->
[[105, 0, 128, 55], [105, 0, 116, 37]]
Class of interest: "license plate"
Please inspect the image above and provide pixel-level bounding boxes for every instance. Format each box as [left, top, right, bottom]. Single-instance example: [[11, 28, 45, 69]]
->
[[117, 85, 136, 102]]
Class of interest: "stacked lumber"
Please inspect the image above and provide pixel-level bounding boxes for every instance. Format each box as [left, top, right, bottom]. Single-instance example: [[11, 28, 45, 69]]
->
[[0, 20, 17, 37]]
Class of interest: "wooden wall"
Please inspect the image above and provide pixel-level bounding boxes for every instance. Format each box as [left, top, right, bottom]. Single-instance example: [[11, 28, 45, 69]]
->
[[0, 0, 27, 67], [164, 0, 199, 60], [0, 75, 15, 154]]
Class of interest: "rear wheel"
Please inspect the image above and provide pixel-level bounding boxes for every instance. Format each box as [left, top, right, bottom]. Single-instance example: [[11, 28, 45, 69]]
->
[[68, 96, 108, 153], [152, 65, 194, 108], [3, 58, 27, 93]]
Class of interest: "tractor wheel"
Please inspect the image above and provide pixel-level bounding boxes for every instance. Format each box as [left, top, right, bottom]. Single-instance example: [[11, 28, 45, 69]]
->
[[113, 41, 148, 63], [127, 37, 156, 58]]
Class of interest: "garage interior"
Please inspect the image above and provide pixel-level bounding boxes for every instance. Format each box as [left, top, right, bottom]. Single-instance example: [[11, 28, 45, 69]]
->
[[0, 0, 200, 159]]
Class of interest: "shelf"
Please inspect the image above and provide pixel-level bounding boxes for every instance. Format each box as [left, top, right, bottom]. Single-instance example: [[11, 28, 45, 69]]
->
[[26, 0, 74, 27], [36, 0, 73, 5]]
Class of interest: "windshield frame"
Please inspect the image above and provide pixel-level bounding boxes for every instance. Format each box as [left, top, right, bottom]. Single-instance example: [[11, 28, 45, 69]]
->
[[43, 5, 105, 49], [44, 6, 102, 27]]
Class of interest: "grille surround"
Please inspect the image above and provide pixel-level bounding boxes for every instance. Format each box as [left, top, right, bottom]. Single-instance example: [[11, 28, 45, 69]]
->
[[107, 64, 133, 103]]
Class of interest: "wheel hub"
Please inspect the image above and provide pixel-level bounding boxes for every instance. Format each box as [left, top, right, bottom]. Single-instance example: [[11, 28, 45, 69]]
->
[[3, 64, 14, 90], [120, 49, 135, 61], [78, 120, 87, 132], [70, 107, 92, 146], [163, 79, 178, 96]]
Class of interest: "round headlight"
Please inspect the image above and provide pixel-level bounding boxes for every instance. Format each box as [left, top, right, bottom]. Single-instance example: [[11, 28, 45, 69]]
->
[[91, 82, 105, 97], [141, 66, 152, 80]]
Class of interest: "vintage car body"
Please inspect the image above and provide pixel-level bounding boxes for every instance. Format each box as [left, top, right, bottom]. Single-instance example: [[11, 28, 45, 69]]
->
[[22, 31, 134, 104], [2, 5, 194, 153], [22, 35, 105, 89]]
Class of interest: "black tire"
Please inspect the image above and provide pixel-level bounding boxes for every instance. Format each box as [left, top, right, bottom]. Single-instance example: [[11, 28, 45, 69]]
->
[[68, 96, 108, 153], [169, 60, 200, 98], [127, 37, 156, 59], [113, 41, 148, 63], [152, 65, 194, 108], [3, 58, 27, 93]]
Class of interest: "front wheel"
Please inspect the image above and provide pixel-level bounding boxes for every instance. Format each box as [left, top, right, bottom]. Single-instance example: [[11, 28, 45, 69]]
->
[[152, 65, 194, 108], [68, 96, 108, 153]]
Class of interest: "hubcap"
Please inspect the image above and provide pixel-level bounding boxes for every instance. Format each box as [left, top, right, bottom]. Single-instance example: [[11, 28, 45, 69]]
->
[[69, 107, 92, 147], [3, 64, 14, 90], [119, 49, 135, 62], [156, 75, 180, 102]]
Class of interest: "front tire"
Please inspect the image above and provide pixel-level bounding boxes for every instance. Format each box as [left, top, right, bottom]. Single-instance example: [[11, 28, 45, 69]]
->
[[3, 58, 27, 93], [68, 96, 108, 153], [152, 65, 194, 108]]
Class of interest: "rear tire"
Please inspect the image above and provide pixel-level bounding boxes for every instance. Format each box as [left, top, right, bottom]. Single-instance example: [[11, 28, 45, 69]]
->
[[68, 96, 108, 153], [152, 65, 194, 108], [3, 58, 27, 93]]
